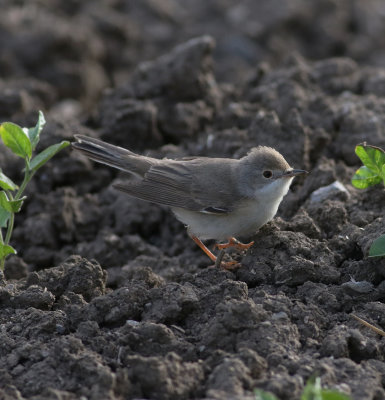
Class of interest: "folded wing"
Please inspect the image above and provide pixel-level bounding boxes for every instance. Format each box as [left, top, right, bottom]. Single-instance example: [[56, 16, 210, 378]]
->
[[114, 158, 241, 214]]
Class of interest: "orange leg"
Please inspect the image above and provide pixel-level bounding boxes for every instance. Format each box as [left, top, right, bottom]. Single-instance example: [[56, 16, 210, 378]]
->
[[215, 237, 254, 251], [191, 235, 240, 270], [191, 235, 217, 262]]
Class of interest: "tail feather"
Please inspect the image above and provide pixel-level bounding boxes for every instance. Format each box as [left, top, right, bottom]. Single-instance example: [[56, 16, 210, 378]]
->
[[72, 135, 155, 177]]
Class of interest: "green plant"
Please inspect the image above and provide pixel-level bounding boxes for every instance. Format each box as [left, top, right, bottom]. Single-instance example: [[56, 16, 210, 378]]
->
[[351, 143, 385, 188], [255, 377, 350, 400], [0, 111, 70, 270], [352, 143, 385, 257], [351, 143, 385, 257]]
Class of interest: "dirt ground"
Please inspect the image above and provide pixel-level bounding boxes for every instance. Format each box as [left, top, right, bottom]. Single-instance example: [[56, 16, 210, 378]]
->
[[1, 1, 385, 399]]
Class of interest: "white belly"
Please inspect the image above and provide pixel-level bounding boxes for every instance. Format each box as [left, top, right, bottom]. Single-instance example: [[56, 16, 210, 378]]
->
[[172, 177, 293, 241]]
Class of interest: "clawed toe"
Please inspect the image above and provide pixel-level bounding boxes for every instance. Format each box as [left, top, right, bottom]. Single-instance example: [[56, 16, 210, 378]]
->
[[215, 242, 231, 250], [215, 237, 254, 251], [191, 235, 246, 270], [220, 260, 241, 270], [235, 240, 254, 250]]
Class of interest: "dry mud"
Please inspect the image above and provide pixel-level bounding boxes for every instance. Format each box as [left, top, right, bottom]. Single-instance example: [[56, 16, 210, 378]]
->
[[1, 1, 385, 399]]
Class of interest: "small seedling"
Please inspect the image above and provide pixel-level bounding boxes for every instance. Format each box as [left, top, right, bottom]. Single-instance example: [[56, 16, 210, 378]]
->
[[351, 143, 385, 257], [0, 111, 70, 271], [255, 377, 350, 400]]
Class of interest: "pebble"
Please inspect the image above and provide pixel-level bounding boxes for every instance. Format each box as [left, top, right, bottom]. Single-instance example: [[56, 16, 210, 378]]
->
[[342, 279, 374, 295], [310, 181, 350, 203]]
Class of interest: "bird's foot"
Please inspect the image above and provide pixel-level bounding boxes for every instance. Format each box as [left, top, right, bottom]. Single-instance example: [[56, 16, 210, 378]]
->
[[191, 235, 242, 271], [214, 249, 241, 270], [215, 237, 254, 250], [220, 260, 241, 270]]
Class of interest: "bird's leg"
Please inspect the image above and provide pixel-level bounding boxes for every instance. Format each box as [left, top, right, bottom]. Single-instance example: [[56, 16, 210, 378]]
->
[[191, 235, 217, 263], [215, 237, 254, 250], [191, 235, 240, 270]]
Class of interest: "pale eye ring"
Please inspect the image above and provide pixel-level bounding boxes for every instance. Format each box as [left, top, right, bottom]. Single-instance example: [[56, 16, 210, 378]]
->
[[263, 170, 273, 179]]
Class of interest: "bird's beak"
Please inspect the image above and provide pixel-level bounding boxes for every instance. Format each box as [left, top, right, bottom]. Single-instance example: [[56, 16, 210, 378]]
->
[[281, 169, 308, 178]]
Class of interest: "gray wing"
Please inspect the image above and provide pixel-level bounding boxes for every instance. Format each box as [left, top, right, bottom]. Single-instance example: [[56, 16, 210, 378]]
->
[[73, 135, 157, 178], [113, 158, 241, 214]]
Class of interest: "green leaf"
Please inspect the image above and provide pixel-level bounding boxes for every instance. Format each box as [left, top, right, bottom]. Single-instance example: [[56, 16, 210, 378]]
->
[[351, 166, 382, 189], [0, 207, 11, 228], [0, 243, 16, 259], [0, 122, 32, 159], [355, 144, 385, 177], [254, 389, 279, 400], [0, 192, 12, 213], [0, 191, 25, 213], [302, 377, 322, 400], [27, 110, 46, 150], [29, 140, 70, 172], [383, 164, 385, 185], [369, 234, 385, 257], [0, 171, 18, 191], [320, 391, 351, 400], [301, 377, 351, 400]]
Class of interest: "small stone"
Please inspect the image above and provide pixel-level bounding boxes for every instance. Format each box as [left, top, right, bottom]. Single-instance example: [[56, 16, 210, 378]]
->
[[310, 181, 350, 203], [342, 279, 374, 295], [126, 319, 140, 326], [271, 311, 288, 320]]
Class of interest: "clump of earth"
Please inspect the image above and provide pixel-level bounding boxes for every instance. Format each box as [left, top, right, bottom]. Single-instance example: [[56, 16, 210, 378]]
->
[[1, 1, 385, 399]]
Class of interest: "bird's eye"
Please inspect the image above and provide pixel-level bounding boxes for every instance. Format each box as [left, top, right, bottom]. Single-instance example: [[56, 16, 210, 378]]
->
[[263, 170, 273, 178]]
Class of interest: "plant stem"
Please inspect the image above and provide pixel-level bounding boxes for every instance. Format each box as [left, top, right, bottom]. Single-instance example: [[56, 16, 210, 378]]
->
[[0, 229, 4, 271], [4, 165, 33, 248], [4, 213, 14, 246], [15, 167, 32, 200]]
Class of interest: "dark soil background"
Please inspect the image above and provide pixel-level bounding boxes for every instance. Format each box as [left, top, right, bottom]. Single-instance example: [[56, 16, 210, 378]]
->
[[1, 1, 385, 399]]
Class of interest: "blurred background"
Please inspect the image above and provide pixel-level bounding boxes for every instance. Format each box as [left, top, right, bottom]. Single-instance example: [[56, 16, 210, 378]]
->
[[2, 0, 385, 117]]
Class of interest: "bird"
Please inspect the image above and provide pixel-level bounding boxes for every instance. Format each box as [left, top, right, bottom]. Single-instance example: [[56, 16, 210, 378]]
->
[[72, 135, 307, 269]]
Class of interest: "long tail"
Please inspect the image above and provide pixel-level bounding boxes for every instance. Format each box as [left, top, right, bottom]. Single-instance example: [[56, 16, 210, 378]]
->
[[72, 135, 155, 177]]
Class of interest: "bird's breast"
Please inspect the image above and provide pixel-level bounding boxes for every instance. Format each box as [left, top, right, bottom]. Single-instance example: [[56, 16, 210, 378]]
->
[[172, 178, 293, 241], [172, 196, 282, 241]]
